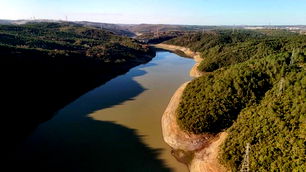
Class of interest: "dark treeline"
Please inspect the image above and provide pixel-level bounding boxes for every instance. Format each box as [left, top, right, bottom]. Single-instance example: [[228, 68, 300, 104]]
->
[[166, 30, 306, 171], [136, 31, 186, 44], [0, 22, 154, 156]]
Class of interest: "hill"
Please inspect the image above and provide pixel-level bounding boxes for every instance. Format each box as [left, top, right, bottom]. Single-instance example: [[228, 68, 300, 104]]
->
[[165, 30, 306, 171], [0, 22, 154, 152]]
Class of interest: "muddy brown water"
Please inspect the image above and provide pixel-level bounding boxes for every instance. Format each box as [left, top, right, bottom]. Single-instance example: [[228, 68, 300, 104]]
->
[[15, 51, 195, 172]]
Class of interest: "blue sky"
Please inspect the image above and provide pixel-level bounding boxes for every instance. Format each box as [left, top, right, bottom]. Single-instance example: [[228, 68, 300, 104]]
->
[[0, 0, 305, 25]]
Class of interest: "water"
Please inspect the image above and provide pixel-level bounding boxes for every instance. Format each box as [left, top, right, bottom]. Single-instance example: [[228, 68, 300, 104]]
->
[[16, 51, 195, 172]]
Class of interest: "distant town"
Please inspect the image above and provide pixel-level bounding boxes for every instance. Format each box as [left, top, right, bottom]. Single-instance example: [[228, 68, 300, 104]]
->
[[243, 25, 306, 34]]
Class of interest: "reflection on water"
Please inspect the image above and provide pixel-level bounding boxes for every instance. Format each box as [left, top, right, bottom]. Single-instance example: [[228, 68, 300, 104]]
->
[[15, 51, 195, 172]]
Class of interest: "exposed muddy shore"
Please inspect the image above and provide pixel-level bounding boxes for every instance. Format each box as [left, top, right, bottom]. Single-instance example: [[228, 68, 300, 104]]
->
[[157, 43, 228, 172]]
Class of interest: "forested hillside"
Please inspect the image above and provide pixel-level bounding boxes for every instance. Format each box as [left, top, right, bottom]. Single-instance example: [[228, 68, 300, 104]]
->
[[0, 22, 154, 151], [166, 30, 302, 72], [0, 22, 152, 61], [166, 30, 306, 171]]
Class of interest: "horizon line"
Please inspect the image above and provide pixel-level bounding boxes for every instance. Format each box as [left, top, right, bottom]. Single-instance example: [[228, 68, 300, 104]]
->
[[1, 18, 306, 27]]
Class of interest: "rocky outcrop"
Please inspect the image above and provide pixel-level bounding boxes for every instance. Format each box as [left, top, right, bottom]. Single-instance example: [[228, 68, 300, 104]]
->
[[190, 132, 228, 172]]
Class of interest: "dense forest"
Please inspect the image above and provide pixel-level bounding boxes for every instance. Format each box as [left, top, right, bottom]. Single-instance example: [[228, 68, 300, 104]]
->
[[0, 22, 154, 154], [166, 30, 303, 72], [136, 31, 186, 44], [166, 30, 306, 171]]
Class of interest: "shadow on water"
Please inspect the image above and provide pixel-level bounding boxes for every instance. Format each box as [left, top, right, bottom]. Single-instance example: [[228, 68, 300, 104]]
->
[[1, 50, 154, 156], [13, 55, 173, 172], [16, 120, 171, 172], [58, 62, 158, 119]]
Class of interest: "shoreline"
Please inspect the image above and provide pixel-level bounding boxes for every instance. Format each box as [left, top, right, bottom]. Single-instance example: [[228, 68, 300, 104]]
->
[[3, 49, 155, 161], [158, 43, 227, 172], [152, 43, 203, 78]]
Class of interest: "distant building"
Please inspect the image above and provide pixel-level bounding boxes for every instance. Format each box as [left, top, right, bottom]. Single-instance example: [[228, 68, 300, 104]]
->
[[244, 26, 266, 30]]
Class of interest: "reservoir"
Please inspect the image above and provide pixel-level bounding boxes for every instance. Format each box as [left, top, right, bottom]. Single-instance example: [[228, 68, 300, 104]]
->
[[16, 51, 195, 172]]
